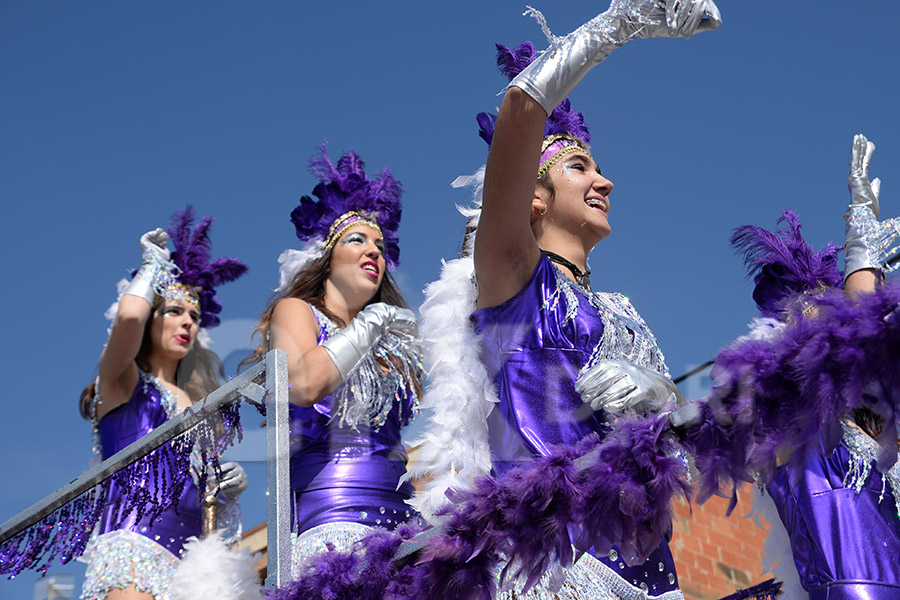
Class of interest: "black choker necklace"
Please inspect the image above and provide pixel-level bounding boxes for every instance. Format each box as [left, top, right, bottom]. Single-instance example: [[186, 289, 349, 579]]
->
[[541, 250, 591, 289]]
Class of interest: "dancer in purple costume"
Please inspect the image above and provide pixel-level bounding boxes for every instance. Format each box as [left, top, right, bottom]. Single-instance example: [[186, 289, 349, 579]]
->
[[409, 2, 720, 598], [721, 136, 900, 600], [248, 144, 422, 573], [79, 207, 249, 600]]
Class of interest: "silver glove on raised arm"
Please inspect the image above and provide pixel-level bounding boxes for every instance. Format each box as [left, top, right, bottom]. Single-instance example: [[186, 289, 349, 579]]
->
[[576, 359, 684, 415], [510, 0, 722, 116], [844, 133, 900, 278], [123, 228, 172, 305], [321, 302, 418, 381]]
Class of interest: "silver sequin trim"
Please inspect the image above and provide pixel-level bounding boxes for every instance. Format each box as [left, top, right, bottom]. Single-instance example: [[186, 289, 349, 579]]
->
[[289, 521, 372, 577], [846, 206, 900, 273], [542, 264, 669, 378], [310, 305, 422, 431], [496, 552, 683, 600], [80, 529, 178, 600], [841, 421, 900, 519]]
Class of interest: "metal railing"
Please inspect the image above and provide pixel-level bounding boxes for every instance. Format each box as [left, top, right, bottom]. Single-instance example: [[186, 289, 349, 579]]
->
[[0, 348, 291, 587]]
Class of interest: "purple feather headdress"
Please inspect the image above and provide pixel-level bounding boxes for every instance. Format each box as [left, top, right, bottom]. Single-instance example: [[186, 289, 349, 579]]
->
[[731, 209, 843, 318], [289, 142, 403, 270], [166, 206, 249, 328], [477, 42, 592, 160]]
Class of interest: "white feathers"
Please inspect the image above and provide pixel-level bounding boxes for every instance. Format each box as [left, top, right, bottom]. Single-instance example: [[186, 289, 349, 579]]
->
[[276, 238, 326, 292], [451, 165, 485, 258], [403, 256, 498, 522], [172, 531, 263, 600]]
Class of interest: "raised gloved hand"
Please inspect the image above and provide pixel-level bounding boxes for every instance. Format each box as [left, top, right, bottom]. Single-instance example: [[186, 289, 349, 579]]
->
[[322, 302, 418, 381], [844, 133, 899, 278], [511, 0, 722, 116], [212, 461, 248, 500], [576, 359, 684, 414], [123, 228, 172, 304]]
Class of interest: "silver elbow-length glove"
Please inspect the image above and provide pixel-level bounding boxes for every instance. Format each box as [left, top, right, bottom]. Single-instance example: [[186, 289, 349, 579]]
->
[[321, 302, 418, 381], [510, 0, 722, 116], [576, 359, 684, 415], [844, 133, 900, 278], [123, 228, 171, 305]]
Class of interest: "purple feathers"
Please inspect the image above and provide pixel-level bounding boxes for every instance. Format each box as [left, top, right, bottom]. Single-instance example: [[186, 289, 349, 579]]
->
[[477, 42, 591, 147], [290, 143, 403, 269], [682, 281, 900, 507], [268, 415, 690, 600], [167, 206, 248, 328], [731, 210, 843, 318]]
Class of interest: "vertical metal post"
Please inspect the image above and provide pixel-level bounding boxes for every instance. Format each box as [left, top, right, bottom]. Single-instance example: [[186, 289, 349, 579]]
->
[[265, 349, 291, 588]]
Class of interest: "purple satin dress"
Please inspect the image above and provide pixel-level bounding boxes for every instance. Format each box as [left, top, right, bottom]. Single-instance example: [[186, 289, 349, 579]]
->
[[95, 373, 201, 558], [289, 306, 418, 535], [471, 255, 681, 598], [766, 425, 900, 600]]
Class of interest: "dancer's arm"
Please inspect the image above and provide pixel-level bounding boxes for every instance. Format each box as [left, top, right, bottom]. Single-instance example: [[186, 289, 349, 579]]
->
[[475, 87, 546, 310], [97, 228, 169, 418], [844, 133, 894, 297], [270, 299, 417, 406]]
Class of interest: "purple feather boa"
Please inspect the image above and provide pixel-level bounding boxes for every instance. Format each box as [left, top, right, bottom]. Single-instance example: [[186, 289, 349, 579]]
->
[[266, 415, 690, 600], [477, 42, 591, 147], [167, 205, 249, 328], [681, 281, 900, 509]]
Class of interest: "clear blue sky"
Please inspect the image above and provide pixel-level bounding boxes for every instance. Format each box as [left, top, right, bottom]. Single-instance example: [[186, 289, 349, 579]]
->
[[2, 1, 898, 596]]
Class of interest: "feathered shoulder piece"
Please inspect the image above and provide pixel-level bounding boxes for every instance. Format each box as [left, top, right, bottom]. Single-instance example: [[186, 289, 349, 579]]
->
[[167, 206, 248, 328], [731, 209, 842, 318], [289, 142, 403, 269], [476, 42, 591, 147]]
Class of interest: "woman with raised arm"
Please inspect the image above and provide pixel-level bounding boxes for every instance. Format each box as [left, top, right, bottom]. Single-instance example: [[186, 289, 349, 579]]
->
[[79, 207, 249, 600], [248, 144, 422, 572], [663, 134, 900, 600], [408, 2, 720, 598], [730, 136, 900, 599]]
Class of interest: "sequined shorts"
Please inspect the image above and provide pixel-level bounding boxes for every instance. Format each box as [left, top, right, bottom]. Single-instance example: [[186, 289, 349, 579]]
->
[[289, 521, 372, 578], [80, 529, 179, 600], [496, 553, 685, 600]]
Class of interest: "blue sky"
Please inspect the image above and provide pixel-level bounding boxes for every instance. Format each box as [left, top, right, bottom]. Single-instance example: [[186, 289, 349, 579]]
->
[[2, 1, 899, 596]]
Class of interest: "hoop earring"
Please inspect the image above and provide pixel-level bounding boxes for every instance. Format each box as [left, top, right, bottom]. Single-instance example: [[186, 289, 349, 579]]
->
[[539, 204, 548, 216]]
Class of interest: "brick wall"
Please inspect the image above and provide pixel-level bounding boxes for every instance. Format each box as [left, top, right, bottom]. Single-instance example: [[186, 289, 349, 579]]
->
[[670, 486, 773, 600]]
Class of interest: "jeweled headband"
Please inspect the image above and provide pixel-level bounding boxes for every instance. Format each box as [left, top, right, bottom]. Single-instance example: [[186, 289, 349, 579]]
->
[[538, 134, 594, 180], [325, 210, 384, 249]]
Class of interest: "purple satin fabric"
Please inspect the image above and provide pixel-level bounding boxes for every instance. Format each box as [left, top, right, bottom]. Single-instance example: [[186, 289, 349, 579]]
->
[[289, 311, 417, 534], [96, 379, 201, 557], [767, 436, 900, 599], [471, 255, 680, 596]]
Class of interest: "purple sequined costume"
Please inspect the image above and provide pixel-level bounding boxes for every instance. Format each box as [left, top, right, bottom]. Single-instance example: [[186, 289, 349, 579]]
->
[[288, 305, 420, 569], [471, 255, 683, 599], [766, 423, 900, 600], [80, 372, 201, 600]]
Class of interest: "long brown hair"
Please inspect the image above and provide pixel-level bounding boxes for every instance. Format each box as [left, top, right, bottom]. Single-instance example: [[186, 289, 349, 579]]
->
[[244, 246, 409, 368], [79, 299, 225, 419]]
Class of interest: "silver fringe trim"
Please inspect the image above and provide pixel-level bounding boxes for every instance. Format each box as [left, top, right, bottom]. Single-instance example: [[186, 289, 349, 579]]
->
[[311, 305, 423, 431], [841, 421, 900, 518]]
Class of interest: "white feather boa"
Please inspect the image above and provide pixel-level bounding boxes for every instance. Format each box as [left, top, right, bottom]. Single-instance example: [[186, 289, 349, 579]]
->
[[403, 255, 499, 522], [172, 531, 263, 600]]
